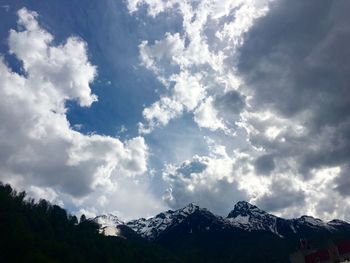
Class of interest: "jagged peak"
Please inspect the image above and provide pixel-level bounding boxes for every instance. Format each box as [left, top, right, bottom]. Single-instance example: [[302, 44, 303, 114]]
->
[[149, 203, 203, 219], [185, 202, 199, 208], [235, 201, 258, 210], [227, 201, 267, 218], [181, 202, 202, 213]]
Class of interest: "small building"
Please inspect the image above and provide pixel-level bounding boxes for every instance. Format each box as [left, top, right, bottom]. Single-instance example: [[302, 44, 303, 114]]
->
[[290, 239, 350, 263], [338, 240, 350, 262]]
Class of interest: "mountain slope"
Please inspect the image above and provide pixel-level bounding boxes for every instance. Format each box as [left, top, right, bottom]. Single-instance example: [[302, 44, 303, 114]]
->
[[0, 182, 181, 263]]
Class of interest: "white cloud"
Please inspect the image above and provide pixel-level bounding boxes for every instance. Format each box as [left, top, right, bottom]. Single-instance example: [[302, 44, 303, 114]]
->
[[27, 185, 61, 205], [172, 72, 205, 110], [139, 32, 185, 74], [127, 0, 179, 17], [194, 97, 226, 132], [162, 144, 248, 215], [132, 0, 272, 134], [140, 97, 184, 133], [9, 8, 97, 107], [0, 8, 164, 219], [161, 129, 350, 220], [215, 0, 270, 47], [140, 71, 206, 133]]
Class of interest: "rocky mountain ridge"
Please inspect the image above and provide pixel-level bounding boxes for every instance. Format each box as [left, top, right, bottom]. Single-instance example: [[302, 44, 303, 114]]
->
[[93, 201, 350, 240]]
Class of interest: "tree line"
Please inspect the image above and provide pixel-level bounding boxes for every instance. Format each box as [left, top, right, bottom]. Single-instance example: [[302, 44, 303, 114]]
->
[[0, 182, 180, 263]]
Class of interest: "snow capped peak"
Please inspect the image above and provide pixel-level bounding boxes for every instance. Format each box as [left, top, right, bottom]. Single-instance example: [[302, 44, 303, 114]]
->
[[181, 202, 202, 214], [93, 214, 124, 228], [228, 201, 267, 218], [184, 202, 199, 208], [296, 215, 333, 229], [235, 201, 257, 210], [226, 201, 281, 235], [92, 214, 126, 237], [126, 203, 206, 240]]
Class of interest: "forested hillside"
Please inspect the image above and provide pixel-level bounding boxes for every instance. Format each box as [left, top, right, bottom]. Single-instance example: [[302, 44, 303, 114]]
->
[[0, 182, 179, 263]]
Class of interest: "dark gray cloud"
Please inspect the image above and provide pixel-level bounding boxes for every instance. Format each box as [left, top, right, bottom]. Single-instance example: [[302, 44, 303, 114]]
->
[[213, 90, 246, 128], [254, 154, 275, 175], [335, 165, 350, 196], [238, 0, 350, 182], [214, 90, 245, 115], [175, 159, 208, 177], [256, 178, 306, 213]]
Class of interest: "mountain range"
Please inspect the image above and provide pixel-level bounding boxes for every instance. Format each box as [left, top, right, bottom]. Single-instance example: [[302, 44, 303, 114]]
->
[[93, 201, 350, 240], [93, 201, 350, 262]]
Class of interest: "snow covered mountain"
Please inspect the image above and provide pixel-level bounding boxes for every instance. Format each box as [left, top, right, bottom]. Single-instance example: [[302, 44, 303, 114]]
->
[[93, 214, 124, 228], [126, 203, 221, 240], [92, 214, 126, 237], [93, 201, 350, 241], [226, 201, 348, 238], [90, 202, 350, 263], [227, 201, 281, 235]]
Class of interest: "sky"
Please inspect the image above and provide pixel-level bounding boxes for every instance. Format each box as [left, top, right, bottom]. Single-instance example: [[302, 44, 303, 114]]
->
[[0, 0, 349, 221]]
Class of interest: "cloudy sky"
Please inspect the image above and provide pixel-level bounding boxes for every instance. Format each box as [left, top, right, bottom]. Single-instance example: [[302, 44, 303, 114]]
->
[[0, 0, 349, 221]]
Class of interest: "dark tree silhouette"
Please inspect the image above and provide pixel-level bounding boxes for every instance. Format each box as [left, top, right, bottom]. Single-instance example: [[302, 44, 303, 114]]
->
[[0, 182, 180, 263]]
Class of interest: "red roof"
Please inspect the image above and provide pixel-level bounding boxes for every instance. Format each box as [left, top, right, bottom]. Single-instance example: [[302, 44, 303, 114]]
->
[[338, 240, 350, 255], [305, 249, 330, 263]]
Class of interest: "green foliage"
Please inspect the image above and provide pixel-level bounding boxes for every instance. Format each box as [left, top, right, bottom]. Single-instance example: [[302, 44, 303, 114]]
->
[[0, 182, 180, 263]]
